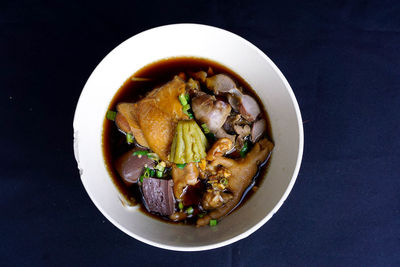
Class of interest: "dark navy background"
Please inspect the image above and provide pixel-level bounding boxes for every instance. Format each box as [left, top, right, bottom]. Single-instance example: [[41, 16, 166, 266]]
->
[[1, 0, 399, 266]]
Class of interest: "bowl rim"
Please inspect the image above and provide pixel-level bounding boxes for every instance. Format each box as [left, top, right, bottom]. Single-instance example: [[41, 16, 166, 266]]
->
[[73, 23, 304, 251]]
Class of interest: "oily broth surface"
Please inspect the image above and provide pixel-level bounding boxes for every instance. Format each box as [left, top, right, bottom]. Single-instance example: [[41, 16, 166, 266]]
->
[[102, 57, 273, 224]]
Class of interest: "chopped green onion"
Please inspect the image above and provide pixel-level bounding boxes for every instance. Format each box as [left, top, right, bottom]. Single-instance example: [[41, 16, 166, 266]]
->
[[220, 178, 228, 186], [143, 168, 151, 178], [147, 153, 159, 161], [106, 110, 117, 121], [182, 104, 194, 119], [143, 167, 156, 178], [240, 141, 249, 158], [198, 212, 207, 218], [133, 151, 160, 161], [155, 163, 165, 172], [209, 219, 218, 226], [178, 202, 184, 210], [139, 175, 144, 183], [201, 123, 210, 134], [156, 170, 163, 178], [179, 93, 188, 106], [133, 150, 149, 156], [176, 163, 187, 169], [126, 133, 134, 144], [186, 206, 194, 215], [182, 104, 191, 112], [179, 93, 193, 118]]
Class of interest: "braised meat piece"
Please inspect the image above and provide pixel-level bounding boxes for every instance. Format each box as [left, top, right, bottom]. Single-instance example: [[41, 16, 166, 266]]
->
[[192, 93, 231, 133], [197, 139, 274, 226], [142, 178, 175, 216], [115, 148, 155, 185]]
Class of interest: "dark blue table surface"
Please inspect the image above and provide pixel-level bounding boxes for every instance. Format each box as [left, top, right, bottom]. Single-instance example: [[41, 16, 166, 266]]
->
[[1, 1, 399, 266]]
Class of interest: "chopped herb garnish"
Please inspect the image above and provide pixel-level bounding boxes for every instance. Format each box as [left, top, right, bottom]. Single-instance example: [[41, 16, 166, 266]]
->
[[156, 170, 163, 178], [182, 104, 194, 119], [201, 123, 210, 134], [198, 212, 207, 218], [143, 167, 156, 178], [147, 153, 159, 161], [133, 151, 160, 161], [106, 110, 117, 121], [182, 104, 190, 112], [133, 150, 149, 156], [209, 219, 218, 226], [143, 168, 151, 178], [240, 141, 249, 158], [186, 206, 194, 215], [178, 202, 184, 210], [179, 93, 188, 106], [220, 178, 228, 186], [139, 175, 144, 183], [155, 163, 165, 172], [176, 163, 187, 169], [126, 133, 134, 144], [179, 93, 194, 118]]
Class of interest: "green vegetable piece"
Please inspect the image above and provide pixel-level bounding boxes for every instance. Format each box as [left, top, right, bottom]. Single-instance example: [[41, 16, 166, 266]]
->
[[126, 133, 134, 144], [220, 178, 228, 186], [143, 168, 150, 178], [142, 167, 156, 178], [182, 104, 194, 118], [178, 202, 184, 210], [182, 122, 193, 163], [156, 170, 163, 178], [174, 121, 185, 163], [186, 206, 194, 214], [154, 163, 165, 172], [201, 123, 210, 134], [106, 110, 117, 121], [194, 123, 208, 148], [133, 150, 149, 156], [198, 212, 207, 218], [176, 163, 187, 169], [240, 141, 249, 158], [209, 219, 218, 226], [170, 120, 208, 164], [182, 103, 194, 119], [179, 93, 188, 106], [147, 153, 159, 161]]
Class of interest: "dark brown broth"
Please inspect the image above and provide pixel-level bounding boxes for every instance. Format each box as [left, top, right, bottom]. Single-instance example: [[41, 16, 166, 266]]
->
[[102, 57, 273, 224]]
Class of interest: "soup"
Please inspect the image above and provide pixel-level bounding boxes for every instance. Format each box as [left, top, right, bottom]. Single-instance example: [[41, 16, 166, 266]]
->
[[103, 57, 273, 226]]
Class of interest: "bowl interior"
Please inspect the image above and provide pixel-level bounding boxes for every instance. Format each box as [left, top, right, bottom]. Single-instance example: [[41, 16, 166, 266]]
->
[[73, 24, 303, 251]]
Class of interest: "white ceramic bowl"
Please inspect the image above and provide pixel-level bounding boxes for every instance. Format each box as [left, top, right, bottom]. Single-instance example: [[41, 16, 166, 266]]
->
[[73, 24, 303, 251]]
